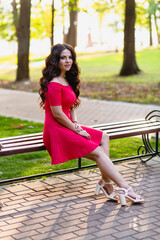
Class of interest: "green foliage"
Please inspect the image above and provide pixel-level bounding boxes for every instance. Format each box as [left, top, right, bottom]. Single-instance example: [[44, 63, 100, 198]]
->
[[0, 1, 19, 41], [111, 0, 125, 23], [31, 3, 52, 39], [136, 0, 160, 28], [0, 0, 52, 41], [93, 0, 110, 14], [92, 0, 111, 25], [136, 1, 149, 28]]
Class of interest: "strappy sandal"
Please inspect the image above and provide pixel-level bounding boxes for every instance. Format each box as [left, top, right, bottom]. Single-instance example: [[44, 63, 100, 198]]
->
[[118, 186, 144, 206], [95, 179, 118, 201]]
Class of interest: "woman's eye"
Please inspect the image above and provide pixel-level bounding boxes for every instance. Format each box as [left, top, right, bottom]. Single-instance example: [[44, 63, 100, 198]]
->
[[60, 56, 72, 60]]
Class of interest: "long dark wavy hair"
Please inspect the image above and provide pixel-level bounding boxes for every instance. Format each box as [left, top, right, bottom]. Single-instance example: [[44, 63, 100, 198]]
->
[[39, 43, 80, 109]]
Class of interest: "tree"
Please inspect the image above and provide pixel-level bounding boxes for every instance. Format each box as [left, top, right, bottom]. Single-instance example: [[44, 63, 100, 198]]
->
[[11, 0, 19, 39], [30, 3, 52, 40], [65, 0, 78, 48], [0, 0, 19, 41], [61, 0, 67, 42], [16, 0, 31, 82], [136, 0, 160, 46], [120, 0, 140, 76], [50, 0, 55, 46], [149, 12, 153, 45], [148, 0, 160, 44], [92, 0, 111, 44]]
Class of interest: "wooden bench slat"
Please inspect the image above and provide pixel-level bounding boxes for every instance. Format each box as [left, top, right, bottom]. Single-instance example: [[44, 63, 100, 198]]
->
[[1, 135, 43, 145], [0, 132, 43, 142], [89, 118, 146, 128], [93, 120, 158, 131], [0, 143, 46, 156], [106, 122, 160, 134], [108, 125, 160, 139], [2, 139, 44, 149]]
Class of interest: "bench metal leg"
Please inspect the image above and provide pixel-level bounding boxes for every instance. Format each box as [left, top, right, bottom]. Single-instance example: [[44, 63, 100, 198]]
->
[[138, 110, 160, 163], [78, 157, 82, 169], [138, 133, 159, 163]]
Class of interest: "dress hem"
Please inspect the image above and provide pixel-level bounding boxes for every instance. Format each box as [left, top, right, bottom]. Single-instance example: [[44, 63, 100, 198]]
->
[[50, 132, 103, 165]]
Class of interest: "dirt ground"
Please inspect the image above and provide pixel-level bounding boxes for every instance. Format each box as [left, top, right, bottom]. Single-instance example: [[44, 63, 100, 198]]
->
[[0, 79, 159, 105], [0, 80, 39, 92]]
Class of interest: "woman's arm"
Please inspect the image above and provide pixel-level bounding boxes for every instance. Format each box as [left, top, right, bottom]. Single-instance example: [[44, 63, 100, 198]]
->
[[70, 107, 83, 132], [70, 107, 77, 123], [50, 106, 90, 139], [51, 106, 76, 131]]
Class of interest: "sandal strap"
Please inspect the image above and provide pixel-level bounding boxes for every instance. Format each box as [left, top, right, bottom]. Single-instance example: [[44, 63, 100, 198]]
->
[[134, 194, 142, 201], [119, 186, 132, 195], [101, 179, 112, 187]]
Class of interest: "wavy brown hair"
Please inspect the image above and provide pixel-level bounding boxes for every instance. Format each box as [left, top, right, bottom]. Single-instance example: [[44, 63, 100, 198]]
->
[[39, 43, 80, 109]]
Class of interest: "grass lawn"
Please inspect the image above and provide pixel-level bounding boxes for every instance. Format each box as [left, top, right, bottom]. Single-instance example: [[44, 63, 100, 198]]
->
[[0, 115, 155, 181], [0, 47, 160, 104]]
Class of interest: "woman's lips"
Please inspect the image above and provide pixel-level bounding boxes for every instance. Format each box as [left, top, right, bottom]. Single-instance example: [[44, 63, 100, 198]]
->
[[65, 65, 71, 67]]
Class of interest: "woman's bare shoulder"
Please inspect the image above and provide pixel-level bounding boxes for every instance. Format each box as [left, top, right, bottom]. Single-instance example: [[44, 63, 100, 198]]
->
[[50, 77, 60, 83]]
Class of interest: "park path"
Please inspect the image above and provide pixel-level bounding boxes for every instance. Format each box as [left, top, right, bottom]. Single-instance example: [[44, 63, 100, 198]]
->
[[0, 88, 159, 125]]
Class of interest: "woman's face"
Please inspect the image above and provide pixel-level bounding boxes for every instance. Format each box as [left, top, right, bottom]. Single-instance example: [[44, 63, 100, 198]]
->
[[58, 49, 73, 74]]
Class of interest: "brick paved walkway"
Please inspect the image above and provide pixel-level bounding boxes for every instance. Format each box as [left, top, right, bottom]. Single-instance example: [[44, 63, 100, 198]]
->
[[1, 158, 160, 240]]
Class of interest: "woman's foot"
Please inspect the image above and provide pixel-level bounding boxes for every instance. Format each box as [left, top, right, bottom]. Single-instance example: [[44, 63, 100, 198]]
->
[[95, 179, 118, 201], [118, 186, 144, 206]]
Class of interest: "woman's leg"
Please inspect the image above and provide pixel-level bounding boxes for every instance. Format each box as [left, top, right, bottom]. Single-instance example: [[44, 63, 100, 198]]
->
[[99, 132, 113, 194], [85, 146, 128, 188], [84, 146, 142, 199], [100, 132, 110, 157]]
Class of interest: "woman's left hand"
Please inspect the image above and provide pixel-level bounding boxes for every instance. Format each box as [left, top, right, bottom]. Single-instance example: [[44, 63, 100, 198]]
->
[[77, 130, 91, 140], [74, 122, 83, 132]]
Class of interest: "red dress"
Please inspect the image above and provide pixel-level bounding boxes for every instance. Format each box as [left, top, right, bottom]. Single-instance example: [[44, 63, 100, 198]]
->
[[43, 82, 103, 165]]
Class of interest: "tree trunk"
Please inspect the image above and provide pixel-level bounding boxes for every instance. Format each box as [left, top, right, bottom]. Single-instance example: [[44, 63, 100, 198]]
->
[[120, 0, 140, 76], [149, 13, 153, 46], [61, 0, 67, 43], [11, 0, 19, 39], [154, 13, 160, 44], [50, 0, 55, 46], [65, 0, 78, 49], [16, 0, 31, 82]]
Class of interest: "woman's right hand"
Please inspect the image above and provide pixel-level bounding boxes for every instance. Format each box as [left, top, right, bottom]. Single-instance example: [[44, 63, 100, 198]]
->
[[77, 129, 91, 140]]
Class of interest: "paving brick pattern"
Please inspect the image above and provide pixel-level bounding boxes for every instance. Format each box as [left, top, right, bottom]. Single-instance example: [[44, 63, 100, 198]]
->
[[1, 158, 160, 240]]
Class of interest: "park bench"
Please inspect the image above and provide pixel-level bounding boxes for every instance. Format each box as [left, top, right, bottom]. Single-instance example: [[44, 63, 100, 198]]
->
[[0, 110, 160, 184]]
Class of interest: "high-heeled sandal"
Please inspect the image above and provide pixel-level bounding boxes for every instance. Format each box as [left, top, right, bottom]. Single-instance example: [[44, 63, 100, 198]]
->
[[118, 186, 144, 206], [95, 179, 117, 201]]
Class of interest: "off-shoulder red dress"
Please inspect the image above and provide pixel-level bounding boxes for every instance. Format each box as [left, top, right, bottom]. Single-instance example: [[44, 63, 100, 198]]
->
[[43, 82, 103, 165]]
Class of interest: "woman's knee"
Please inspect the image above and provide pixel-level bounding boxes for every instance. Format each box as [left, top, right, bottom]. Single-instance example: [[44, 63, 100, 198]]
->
[[96, 146, 105, 155], [101, 132, 109, 143], [85, 146, 104, 161]]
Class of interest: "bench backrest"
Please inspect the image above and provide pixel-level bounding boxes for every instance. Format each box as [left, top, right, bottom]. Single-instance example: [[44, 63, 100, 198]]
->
[[0, 118, 160, 157]]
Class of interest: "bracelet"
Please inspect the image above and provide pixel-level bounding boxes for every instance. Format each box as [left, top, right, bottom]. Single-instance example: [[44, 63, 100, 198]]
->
[[74, 124, 83, 133], [73, 121, 78, 124]]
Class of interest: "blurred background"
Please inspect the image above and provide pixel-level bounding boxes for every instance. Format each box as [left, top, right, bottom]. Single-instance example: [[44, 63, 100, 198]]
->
[[0, 0, 159, 56], [0, 0, 160, 104]]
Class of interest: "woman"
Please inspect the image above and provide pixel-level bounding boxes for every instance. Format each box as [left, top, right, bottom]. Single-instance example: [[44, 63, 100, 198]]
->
[[39, 43, 144, 206]]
